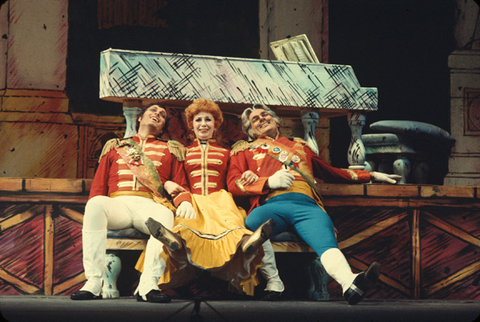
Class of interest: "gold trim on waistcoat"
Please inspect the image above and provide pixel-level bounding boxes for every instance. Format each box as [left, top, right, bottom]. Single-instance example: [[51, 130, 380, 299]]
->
[[253, 154, 265, 160], [144, 151, 166, 157], [110, 191, 153, 199], [117, 169, 134, 175], [190, 169, 219, 177], [207, 152, 225, 157], [266, 181, 325, 211], [187, 159, 223, 165], [193, 182, 218, 189]]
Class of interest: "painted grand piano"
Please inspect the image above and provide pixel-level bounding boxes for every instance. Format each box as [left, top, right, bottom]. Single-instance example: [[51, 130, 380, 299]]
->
[[99, 47, 378, 169], [97, 46, 378, 299]]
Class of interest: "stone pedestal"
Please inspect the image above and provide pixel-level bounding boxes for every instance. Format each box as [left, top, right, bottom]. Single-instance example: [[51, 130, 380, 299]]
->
[[444, 50, 480, 186]]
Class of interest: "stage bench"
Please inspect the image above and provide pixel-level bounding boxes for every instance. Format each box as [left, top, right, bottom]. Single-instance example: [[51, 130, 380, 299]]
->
[[105, 228, 329, 300]]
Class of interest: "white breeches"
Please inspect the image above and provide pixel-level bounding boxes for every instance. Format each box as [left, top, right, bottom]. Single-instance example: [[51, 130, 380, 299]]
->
[[84, 195, 174, 233], [80, 195, 174, 296]]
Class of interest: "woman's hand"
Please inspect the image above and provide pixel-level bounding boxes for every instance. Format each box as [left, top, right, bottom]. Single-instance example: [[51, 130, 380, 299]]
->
[[164, 180, 187, 197], [371, 171, 402, 184], [176, 201, 196, 219], [238, 170, 259, 186]]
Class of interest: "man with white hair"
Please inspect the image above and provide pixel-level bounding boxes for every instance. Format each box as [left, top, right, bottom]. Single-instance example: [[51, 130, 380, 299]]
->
[[227, 103, 401, 304]]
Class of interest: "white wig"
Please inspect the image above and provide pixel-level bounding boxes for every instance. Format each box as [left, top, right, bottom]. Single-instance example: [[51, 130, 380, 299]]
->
[[241, 103, 281, 139]]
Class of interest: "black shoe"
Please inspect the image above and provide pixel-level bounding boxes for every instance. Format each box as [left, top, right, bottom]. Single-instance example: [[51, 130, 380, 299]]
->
[[260, 291, 282, 301], [344, 262, 380, 305], [70, 291, 102, 300], [146, 217, 182, 252], [137, 290, 172, 303], [242, 219, 276, 254]]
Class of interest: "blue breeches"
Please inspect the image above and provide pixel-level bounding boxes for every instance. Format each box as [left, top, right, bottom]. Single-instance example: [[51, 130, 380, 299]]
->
[[245, 193, 338, 258]]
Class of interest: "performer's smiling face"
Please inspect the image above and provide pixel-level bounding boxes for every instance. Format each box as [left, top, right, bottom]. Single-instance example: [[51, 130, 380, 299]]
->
[[249, 108, 279, 139], [138, 105, 167, 136], [193, 112, 215, 140]]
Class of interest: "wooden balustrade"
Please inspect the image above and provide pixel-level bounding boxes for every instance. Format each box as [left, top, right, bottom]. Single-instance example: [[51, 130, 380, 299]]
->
[[0, 178, 479, 300]]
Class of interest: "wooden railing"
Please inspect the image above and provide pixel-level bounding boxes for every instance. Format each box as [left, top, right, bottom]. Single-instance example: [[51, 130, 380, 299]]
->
[[0, 178, 479, 300]]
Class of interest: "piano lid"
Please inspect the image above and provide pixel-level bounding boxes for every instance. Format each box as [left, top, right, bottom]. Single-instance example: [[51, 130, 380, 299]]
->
[[100, 48, 377, 118]]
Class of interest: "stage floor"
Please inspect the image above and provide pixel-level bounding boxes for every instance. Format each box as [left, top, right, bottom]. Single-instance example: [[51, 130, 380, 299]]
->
[[1, 296, 479, 322]]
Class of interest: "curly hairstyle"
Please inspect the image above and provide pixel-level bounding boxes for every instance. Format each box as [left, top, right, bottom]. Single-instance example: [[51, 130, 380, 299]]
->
[[241, 103, 281, 139], [185, 98, 224, 130]]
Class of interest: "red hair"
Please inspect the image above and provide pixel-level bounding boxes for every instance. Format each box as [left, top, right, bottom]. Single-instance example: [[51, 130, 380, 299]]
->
[[185, 98, 223, 130]]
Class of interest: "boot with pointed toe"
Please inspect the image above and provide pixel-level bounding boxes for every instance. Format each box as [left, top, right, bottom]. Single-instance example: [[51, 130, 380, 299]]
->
[[242, 219, 276, 254], [145, 217, 182, 252], [71, 290, 102, 300], [137, 290, 172, 303], [260, 291, 282, 301], [344, 262, 380, 305]]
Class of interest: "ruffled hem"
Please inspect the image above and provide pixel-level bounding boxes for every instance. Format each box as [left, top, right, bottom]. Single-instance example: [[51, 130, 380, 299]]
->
[[135, 190, 265, 296], [158, 238, 264, 296], [174, 226, 251, 268]]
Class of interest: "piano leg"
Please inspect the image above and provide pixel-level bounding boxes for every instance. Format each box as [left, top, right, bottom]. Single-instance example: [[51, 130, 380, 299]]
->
[[347, 112, 366, 170], [301, 110, 320, 155], [122, 100, 142, 138]]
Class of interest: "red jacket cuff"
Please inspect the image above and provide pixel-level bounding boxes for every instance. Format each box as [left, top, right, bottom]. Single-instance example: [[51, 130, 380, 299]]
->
[[173, 191, 192, 207]]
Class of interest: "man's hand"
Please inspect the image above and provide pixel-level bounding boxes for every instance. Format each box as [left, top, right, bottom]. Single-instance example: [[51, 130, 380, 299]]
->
[[176, 201, 196, 219], [267, 168, 295, 189], [371, 171, 402, 184], [164, 181, 187, 197], [238, 170, 259, 186]]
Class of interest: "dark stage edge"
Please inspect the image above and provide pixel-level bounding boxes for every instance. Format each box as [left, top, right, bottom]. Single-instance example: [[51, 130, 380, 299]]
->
[[1, 296, 479, 322]]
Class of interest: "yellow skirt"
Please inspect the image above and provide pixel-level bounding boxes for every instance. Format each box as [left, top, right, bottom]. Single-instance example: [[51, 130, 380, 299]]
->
[[136, 189, 263, 296]]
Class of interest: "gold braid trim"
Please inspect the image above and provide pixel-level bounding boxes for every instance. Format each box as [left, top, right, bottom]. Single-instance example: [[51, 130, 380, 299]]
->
[[98, 138, 121, 163], [153, 194, 177, 213], [293, 137, 316, 154], [344, 169, 359, 181], [230, 140, 251, 156], [167, 140, 186, 162]]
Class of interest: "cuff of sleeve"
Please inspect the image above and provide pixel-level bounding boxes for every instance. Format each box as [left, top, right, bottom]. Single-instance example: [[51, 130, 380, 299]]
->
[[353, 170, 373, 182], [173, 192, 192, 207], [243, 177, 270, 195]]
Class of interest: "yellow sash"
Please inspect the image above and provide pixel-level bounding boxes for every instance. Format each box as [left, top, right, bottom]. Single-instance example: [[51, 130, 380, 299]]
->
[[115, 138, 176, 213]]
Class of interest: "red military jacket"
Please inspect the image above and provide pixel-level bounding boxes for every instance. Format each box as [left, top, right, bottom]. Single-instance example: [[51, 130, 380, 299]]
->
[[184, 139, 230, 196], [89, 135, 190, 207], [227, 135, 372, 214]]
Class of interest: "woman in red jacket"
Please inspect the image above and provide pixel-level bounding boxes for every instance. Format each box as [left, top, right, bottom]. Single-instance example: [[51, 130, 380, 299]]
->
[[144, 99, 277, 297]]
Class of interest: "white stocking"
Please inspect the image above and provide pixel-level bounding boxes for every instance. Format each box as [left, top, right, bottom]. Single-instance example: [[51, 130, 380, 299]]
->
[[80, 230, 107, 296], [320, 248, 357, 294], [135, 236, 167, 299], [260, 240, 285, 292]]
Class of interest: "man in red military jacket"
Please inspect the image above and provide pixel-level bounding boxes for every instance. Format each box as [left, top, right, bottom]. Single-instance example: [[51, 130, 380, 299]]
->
[[227, 103, 400, 304], [71, 103, 194, 303]]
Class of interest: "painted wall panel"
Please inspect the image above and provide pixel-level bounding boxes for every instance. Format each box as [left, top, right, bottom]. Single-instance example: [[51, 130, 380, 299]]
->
[[6, 0, 68, 90], [0, 2, 8, 90], [259, 0, 327, 62], [0, 122, 78, 178]]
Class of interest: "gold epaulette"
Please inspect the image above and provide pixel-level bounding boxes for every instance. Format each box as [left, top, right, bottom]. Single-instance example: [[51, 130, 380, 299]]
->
[[98, 138, 121, 163], [230, 140, 251, 156], [293, 137, 316, 153], [167, 140, 186, 162]]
